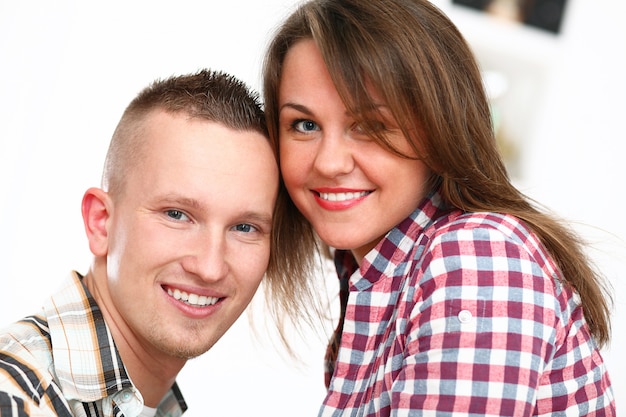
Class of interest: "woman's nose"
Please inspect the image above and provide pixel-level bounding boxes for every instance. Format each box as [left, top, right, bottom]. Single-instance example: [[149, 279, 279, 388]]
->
[[313, 132, 355, 178]]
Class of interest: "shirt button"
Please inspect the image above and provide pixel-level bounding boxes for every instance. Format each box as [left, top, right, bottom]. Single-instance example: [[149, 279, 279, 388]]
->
[[458, 309, 473, 323], [120, 390, 133, 403]]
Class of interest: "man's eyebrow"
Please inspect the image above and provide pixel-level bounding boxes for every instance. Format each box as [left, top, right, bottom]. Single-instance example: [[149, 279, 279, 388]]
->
[[159, 195, 273, 224], [160, 195, 204, 210], [238, 211, 273, 226]]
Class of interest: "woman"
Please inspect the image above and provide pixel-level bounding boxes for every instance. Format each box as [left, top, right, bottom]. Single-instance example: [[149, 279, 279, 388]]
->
[[263, 0, 615, 415]]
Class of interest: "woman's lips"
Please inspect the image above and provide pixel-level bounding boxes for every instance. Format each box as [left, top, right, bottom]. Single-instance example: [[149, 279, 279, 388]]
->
[[312, 189, 372, 210]]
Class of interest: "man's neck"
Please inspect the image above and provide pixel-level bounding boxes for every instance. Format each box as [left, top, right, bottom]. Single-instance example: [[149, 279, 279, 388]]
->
[[120, 350, 183, 408], [83, 268, 186, 408]]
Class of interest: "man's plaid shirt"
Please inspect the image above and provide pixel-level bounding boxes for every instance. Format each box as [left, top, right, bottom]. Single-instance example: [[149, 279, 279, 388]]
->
[[0, 272, 187, 417]]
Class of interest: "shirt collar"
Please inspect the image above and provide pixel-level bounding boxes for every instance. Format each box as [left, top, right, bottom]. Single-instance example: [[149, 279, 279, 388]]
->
[[44, 272, 187, 415], [335, 189, 452, 288], [44, 271, 132, 402]]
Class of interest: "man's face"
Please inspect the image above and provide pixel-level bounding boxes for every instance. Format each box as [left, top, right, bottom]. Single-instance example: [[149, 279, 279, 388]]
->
[[102, 110, 277, 360]]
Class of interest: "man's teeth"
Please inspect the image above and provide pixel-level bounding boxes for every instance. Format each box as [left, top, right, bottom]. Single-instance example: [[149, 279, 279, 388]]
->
[[319, 191, 369, 202], [167, 288, 219, 307]]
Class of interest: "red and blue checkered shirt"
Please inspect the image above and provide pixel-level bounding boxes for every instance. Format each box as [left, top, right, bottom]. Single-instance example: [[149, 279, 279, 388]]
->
[[321, 191, 615, 416]]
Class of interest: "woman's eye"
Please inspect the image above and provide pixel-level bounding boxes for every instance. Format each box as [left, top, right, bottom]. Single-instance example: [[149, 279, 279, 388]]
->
[[233, 223, 258, 233], [292, 119, 319, 133], [354, 120, 386, 134], [166, 210, 190, 222]]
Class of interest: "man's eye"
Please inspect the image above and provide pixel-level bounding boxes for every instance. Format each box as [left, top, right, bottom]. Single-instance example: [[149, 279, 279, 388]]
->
[[166, 210, 189, 221], [233, 223, 258, 233], [292, 119, 319, 133]]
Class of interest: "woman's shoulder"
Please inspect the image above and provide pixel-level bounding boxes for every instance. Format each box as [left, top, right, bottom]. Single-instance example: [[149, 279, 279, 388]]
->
[[416, 209, 556, 278], [427, 210, 537, 247]]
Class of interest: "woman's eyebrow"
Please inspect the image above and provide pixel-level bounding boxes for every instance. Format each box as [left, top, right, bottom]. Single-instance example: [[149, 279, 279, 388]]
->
[[279, 102, 313, 115]]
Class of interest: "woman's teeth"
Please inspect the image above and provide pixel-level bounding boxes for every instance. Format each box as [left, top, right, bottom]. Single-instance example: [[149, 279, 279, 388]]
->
[[167, 288, 219, 307], [319, 191, 369, 201]]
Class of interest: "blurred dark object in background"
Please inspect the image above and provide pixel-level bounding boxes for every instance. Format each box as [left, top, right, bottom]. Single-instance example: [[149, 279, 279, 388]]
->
[[452, 0, 568, 34]]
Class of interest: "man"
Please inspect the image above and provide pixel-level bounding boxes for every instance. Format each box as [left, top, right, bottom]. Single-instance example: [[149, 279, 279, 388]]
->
[[0, 69, 279, 416]]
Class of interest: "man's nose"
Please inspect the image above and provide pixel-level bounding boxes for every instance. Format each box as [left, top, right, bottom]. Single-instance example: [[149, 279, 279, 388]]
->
[[182, 232, 229, 282]]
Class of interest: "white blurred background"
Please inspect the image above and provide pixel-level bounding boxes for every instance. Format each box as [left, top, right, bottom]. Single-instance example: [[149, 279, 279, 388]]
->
[[0, 0, 624, 413]]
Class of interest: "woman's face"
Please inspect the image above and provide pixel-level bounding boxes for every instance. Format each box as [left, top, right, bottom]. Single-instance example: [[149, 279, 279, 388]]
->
[[278, 40, 431, 263]]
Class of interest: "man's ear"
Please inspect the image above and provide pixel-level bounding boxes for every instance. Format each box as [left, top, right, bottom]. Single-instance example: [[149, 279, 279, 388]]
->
[[82, 187, 112, 257]]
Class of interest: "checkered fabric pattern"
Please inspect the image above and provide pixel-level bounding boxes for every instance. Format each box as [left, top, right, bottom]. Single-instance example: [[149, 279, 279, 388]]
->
[[320, 191, 615, 416], [0, 272, 187, 417]]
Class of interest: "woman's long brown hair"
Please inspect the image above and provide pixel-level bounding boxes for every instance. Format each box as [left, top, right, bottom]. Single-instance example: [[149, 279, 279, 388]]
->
[[263, 0, 612, 346]]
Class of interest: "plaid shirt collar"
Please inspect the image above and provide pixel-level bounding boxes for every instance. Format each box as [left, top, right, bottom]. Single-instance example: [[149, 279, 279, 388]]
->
[[45, 272, 187, 416], [345, 189, 453, 288], [45, 272, 133, 403]]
